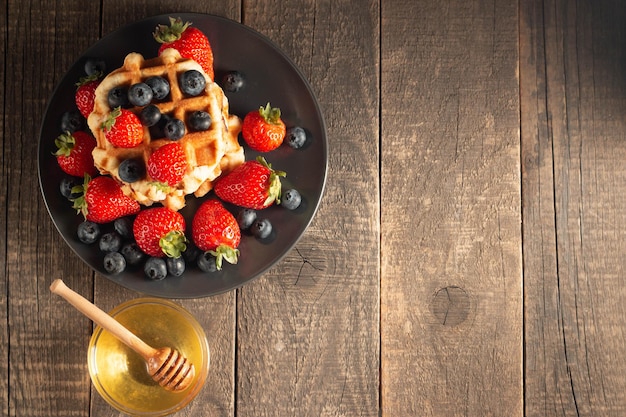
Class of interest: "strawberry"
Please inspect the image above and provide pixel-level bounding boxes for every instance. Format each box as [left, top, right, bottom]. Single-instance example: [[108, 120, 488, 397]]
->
[[154, 17, 214, 80], [75, 74, 100, 118], [192, 199, 240, 269], [241, 103, 286, 152], [54, 131, 98, 177], [133, 207, 187, 258], [214, 156, 286, 209], [101, 107, 144, 148], [73, 175, 140, 224], [147, 142, 188, 187]]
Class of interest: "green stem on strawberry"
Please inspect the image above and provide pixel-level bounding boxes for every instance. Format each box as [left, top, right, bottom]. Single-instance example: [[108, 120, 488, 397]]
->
[[209, 245, 240, 270], [72, 174, 91, 218], [159, 230, 187, 258], [256, 156, 286, 206], [153, 17, 190, 43]]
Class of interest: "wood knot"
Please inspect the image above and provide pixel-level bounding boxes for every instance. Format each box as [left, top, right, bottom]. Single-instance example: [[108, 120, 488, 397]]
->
[[430, 286, 470, 326]]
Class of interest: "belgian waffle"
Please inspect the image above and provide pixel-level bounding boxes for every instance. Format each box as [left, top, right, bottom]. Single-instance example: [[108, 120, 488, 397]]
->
[[87, 48, 244, 211]]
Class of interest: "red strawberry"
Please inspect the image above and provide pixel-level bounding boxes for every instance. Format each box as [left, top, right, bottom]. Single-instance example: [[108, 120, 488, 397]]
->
[[73, 175, 140, 224], [241, 103, 286, 152], [214, 156, 286, 209], [154, 17, 214, 80], [133, 207, 187, 258], [101, 107, 144, 148], [75, 74, 100, 118], [147, 142, 188, 187], [192, 199, 240, 269], [54, 131, 98, 177]]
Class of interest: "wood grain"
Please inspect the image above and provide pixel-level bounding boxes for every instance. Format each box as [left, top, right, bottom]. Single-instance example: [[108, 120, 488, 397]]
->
[[0, 0, 7, 413], [236, 1, 381, 416], [5, 1, 101, 416], [521, 0, 626, 415], [381, 0, 522, 415]]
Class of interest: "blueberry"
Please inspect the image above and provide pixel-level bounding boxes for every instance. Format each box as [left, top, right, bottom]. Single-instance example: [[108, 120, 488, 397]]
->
[[166, 256, 185, 277], [281, 189, 302, 210], [251, 218, 273, 239], [149, 114, 172, 139], [144, 257, 167, 280], [60, 111, 85, 133], [84, 58, 106, 76], [145, 76, 170, 100], [139, 104, 162, 127], [179, 70, 206, 96], [60, 176, 81, 200], [113, 217, 134, 239], [182, 242, 201, 263], [164, 118, 185, 140], [197, 252, 218, 273], [103, 252, 126, 274], [128, 82, 153, 107], [108, 86, 129, 108], [121, 242, 146, 266], [221, 71, 245, 92], [237, 209, 257, 230], [99, 232, 122, 253], [77, 221, 101, 244], [119, 158, 145, 183], [188, 111, 212, 131], [286, 126, 307, 149]]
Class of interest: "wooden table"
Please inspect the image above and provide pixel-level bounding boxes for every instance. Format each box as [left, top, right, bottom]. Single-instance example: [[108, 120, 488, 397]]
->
[[3, 0, 626, 415]]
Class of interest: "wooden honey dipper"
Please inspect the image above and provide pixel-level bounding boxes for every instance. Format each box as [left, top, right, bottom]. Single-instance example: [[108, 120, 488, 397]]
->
[[50, 279, 195, 392]]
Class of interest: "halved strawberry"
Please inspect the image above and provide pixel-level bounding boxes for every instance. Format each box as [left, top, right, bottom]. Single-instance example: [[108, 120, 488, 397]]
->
[[54, 131, 98, 177], [154, 17, 214, 80], [75, 74, 100, 118], [214, 156, 286, 209], [101, 107, 144, 148], [241, 103, 286, 152], [192, 199, 240, 270], [73, 175, 140, 224], [147, 142, 188, 187], [133, 207, 187, 258]]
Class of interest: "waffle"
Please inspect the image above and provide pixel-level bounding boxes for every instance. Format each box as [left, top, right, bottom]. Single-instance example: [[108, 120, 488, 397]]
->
[[87, 48, 244, 211]]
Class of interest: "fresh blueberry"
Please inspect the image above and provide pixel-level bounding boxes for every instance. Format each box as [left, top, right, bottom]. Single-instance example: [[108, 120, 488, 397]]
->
[[182, 242, 201, 263], [121, 242, 146, 266], [113, 217, 134, 239], [77, 221, 101, 244], [145, 76, 170, 100], [251, 218, 273, 239], [221, 71, 245, 92], [281, 189, 302, 210], [119, 158, 145, 183], [139, 104, 162, 127], [108, 86, 129, 108], [149, 114, 172, 139], [84, 58, 106, 76], [197, 252, 218, 273], [286, 126, 307, 149], [166, 256, 186, 277], [188, 111, 212, 131], [99, 232, 123, 253], [237, 209, 257, 230], [164, 118, 185, 140], [144, 257, 167, 280], [60, 111, 85, 133], [103, 252, 126, 275], [179, 70, 206, 96], [60, 176, 81, 200], [128, 82, 153, 107]]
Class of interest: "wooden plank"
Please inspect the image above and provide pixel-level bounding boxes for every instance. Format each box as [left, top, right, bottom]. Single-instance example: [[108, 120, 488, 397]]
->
[[91, 2, 241, 416], [236, 1, 381, 416], [1, 0, 8, 413], [5, 1, 101, 416], [521, 0, 626, 415], [380, 0, 522, 416]]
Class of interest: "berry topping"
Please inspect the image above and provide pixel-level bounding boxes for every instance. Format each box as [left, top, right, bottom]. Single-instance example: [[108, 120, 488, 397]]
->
[[102, 107, 144, 148], [145, 76, 171, 100], [118, 158, 146, 183], [222, 71, 245, 92], [133, 207, 187, 258], [147, 142, 187, 187], [77, 220, 101, 244], [236, 209, 257, 230], [54, 131, 98, 177], [84, 58, 106, 77], [179, 69, 206, 96], [99, 232, 123, 253], [281, 189, 302, 210], [107, 85, 130, 108], [139, 104, 162, 127], [242, 102, 286, 152], [251, 218, 273, 240], [121, 242, 146, 266], [128, 82, 154, 107], [60, 111, 85, 133], [164, 118, 185, 140], [166, 256, 186, 277], [103, 252, 126, 275], [192, 199, 240, 270], [286, 126, 307, 149], [144, 257, 167, 280], [188, 111, 211, 131]]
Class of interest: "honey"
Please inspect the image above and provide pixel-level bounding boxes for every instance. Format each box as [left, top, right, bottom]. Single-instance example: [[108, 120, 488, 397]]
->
[[88, 298, 209, 416]]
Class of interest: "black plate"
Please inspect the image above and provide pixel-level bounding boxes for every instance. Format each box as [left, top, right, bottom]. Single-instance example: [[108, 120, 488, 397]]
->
[[38, 14, 327, 298]]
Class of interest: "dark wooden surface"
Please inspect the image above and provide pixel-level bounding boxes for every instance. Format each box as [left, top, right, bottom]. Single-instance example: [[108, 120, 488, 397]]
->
[[3, 0, 626, 416]]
